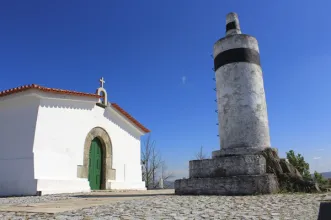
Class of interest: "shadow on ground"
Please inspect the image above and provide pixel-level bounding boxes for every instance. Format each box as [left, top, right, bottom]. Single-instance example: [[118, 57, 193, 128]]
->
[[72, 193, 175, 198]]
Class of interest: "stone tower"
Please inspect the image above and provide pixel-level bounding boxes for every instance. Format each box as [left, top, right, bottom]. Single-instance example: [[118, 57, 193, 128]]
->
[[213, 12, 271, 157], [174, 12, 279, 195]]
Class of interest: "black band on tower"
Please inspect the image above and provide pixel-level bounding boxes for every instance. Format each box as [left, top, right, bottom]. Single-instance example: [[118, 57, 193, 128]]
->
[[226, 22, 239, 32], [214, 48, 260, 71]]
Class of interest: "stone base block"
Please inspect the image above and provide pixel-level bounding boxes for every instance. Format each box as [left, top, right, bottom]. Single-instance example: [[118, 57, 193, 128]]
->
[[190, 154, 266, 178], [212, 147, 279, 158], [212, 147, 263, 157], [175, 174, 279, 195]]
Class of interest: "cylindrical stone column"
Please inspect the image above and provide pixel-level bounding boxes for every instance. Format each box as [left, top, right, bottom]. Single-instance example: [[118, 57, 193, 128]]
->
[[213, 12, 271, 157]]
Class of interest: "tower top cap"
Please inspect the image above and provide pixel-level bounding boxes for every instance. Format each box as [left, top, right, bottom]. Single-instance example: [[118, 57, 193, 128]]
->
[[225, 12, 241, 36], [226, 12, 239, 24]]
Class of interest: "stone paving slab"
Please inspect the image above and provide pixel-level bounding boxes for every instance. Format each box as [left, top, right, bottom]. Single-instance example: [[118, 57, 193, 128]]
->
[[0, 191, 329, 219], [321, 195, 331, 201], [0, 189, 174, 214]]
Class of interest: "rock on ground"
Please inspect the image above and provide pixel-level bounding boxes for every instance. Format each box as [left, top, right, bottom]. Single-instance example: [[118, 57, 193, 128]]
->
[[0, 192, 329, 219], [259, 148, 320, 193]]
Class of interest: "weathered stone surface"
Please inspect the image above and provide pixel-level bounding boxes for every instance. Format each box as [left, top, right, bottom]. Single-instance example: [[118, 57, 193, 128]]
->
[[258, 148, 320, 193], [280, 159, 295, 173], [258, 148, 283, 176], [278, 173, 320, 193], [280, 158, 303, 178], [214, 13, 271, 154], [175, 13, 300, 196], [175, 174, 279, 195], [76, 165, 87, 178], [212, 147, 263, 157], [225, 12, 241, 36], [189, 154, 266, 178], [215, 62, 271, 153]]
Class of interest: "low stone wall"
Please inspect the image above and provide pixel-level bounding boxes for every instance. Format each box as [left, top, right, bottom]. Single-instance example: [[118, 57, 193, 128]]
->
[[189, 155, 266, 178]]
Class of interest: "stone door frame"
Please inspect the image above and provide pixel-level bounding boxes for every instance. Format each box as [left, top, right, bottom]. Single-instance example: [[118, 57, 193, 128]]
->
[[77, 127, 116, 190]]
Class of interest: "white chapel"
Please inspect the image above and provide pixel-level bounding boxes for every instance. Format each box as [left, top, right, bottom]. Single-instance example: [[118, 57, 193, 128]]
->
[[0, 78, 149, 196]]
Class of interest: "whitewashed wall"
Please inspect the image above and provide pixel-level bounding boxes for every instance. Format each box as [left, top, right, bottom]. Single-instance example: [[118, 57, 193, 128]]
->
[[0, 92, 39, 196], [33, 91, 145, 194]]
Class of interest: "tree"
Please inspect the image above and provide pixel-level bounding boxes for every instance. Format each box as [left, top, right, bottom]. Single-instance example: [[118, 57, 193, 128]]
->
[[159, 161, 174, 189], [313, 171, 328, 186], [150, 145, 162, 188], [286, 150, 311, 180], [141, 134, 173, 189], [141, 134, 155, 188], [195, 145, 207, 160]]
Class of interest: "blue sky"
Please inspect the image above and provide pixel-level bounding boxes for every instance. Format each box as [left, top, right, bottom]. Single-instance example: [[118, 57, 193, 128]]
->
[[1, 1, 330, 179]]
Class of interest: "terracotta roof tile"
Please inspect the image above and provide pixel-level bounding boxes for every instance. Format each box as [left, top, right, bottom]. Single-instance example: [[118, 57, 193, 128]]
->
[[0, 84, 150, 133], [0, 84, 100, 98], [111, 103, 150, 133]]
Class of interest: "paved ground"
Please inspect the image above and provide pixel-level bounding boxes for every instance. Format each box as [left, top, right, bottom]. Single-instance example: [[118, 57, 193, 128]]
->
[[0, 190, 329, 219]]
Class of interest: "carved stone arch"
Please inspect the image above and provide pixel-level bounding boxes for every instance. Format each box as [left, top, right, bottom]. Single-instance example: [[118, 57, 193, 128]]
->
[[77, 127, 116, 190]]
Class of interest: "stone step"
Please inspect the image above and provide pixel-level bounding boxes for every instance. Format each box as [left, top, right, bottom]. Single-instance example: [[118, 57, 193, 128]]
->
[[175, 174, 278, 196], [189, 154, 266, 178]]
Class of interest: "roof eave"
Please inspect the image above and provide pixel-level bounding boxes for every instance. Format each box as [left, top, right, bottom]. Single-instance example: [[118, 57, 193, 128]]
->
[[108, 104, 150, 135]]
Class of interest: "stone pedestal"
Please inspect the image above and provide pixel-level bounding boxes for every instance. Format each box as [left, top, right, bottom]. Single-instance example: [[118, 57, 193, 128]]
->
[[175, 174, 278, 195], [175, 153, 279, 195]]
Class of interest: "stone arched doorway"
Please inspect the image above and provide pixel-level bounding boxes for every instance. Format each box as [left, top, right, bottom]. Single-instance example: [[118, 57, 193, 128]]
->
[[77, 127, 116, 190]]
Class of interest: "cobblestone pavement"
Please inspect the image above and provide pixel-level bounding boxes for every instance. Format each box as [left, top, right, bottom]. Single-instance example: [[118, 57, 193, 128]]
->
[[0, 193, 76, 206], [0, 192, 329, 220]]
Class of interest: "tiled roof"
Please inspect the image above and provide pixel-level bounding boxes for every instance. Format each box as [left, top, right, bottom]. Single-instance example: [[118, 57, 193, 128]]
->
[[111, 103, 150, 133], [0, 84, 150, 133], [0, 84, 100, 98]]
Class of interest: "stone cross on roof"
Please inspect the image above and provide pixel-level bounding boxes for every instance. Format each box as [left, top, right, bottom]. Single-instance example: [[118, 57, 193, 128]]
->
[[99, 77, 105, 88]]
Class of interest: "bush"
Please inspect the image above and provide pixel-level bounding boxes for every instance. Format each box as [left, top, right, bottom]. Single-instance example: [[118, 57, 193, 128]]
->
[[286, 150, 312, 180], [313, 171, 328, 187], [286, 150, 328, 191]]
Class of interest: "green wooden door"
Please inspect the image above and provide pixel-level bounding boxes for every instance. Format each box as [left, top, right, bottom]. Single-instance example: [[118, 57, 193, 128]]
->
[[88, 138, 102, 190]]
